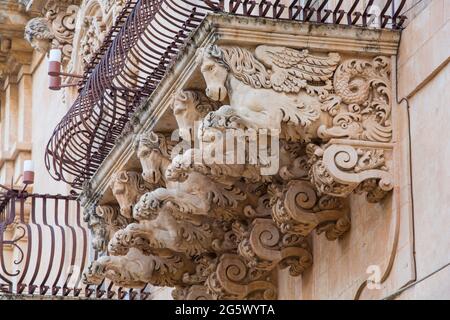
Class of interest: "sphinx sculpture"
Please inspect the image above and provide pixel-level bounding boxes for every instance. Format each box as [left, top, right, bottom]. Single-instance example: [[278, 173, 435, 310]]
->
[[84, 44, 394, 300]]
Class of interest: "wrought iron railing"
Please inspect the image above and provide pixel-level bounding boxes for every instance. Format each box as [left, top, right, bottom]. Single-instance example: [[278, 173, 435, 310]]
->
[[44, 0, 408, 190], [0, 187, 151, 299]]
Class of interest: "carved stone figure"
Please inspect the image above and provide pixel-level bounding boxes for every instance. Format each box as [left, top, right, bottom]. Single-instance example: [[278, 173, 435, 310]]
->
[[234, 218, 313, 276], [24, 1, 80, 62], [83, 248, 196, 288], [172, 285, 215, 300], [172, 90, 219, 142], [197, 44, 340, 142], [108, 208, 229, 257], [24, 18, 54, 52], [308, 143, 393, 202], [84, 43, 396, 300], [134, 132, 248, 221], [109, 170, 150, 219], [206, 254, 277, 300]]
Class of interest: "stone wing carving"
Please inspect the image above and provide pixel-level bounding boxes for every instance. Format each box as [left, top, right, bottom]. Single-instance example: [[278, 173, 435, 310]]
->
[[254, 45, 341, 93]]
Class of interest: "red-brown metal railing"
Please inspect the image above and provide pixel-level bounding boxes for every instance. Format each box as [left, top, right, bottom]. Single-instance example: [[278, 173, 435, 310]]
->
[[0, 187, 151, 299], [45, 0, 408, 190]]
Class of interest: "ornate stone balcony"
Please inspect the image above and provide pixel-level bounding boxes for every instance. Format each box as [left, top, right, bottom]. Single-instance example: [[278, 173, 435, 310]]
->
[[79, 14, 402, 300]]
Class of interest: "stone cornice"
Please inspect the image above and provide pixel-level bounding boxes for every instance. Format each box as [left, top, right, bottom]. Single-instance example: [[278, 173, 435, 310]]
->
[[0, 142, 32, 168], [82, 14, 401, 209]]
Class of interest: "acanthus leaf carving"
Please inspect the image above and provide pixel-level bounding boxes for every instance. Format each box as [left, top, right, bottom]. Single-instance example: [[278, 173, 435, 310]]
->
[[83, 44, 396, 300], [235, 218, 313, 276], [205, 254, 277, 300], [270, 180, 350, 240]]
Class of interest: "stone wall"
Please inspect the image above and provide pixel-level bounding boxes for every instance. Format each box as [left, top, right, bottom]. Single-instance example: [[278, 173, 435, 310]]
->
[[1, 0, 448, 301], [289, 0, 450, 300], [394, 0, 450, 299]]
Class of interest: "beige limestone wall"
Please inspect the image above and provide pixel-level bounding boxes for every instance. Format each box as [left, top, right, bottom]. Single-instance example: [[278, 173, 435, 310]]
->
[[2, 0, 448, 301], [284, 0, 449, 300], [29, 52, 74, 195], [394, 0, 450, 300]]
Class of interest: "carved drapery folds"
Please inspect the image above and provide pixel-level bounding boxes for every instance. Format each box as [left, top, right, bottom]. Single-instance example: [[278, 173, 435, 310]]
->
[[83, 43, 394, 300]]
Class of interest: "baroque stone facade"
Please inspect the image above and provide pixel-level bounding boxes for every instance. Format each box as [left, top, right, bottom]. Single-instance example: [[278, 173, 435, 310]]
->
[[81, 16, 400, 300], [1, 0, 448, 302]]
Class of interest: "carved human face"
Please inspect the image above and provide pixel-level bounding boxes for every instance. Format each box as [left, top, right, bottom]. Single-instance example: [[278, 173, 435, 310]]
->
[[200, 56, 228, 102], [136, 143, 163, 184]]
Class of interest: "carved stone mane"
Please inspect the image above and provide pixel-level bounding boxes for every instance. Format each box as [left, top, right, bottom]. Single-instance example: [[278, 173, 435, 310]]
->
[[173, 90, 218, 116], [24, 17, 54, 42], [133, 131, 172, 159], [198, 45, 272, 90]]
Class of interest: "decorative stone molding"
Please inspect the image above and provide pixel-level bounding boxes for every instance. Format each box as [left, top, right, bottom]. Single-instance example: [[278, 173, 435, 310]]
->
[[109, 170, 151, 219], [81, 15, 399, 300], [79, 15, 106, 68], [206, 254, 277, 300], [86, 204, 131, 252], [24, 0, 80, 62]]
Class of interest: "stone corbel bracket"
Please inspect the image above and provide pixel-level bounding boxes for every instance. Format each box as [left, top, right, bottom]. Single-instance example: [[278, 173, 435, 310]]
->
[[79, 14, 401, 299], [271, 180, 351, 241], [309, 139, 394, 203], [235, 218, 313, 276], [206, 253, 277, 300]]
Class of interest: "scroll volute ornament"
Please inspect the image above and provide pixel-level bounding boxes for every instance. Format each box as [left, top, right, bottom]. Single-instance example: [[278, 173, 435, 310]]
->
[[235, 218, 313, 276], [206, 254, 277, 300], [309, 143, 393, 202], [172, 285, 215, 300], [270, 180, 350, 240], [83, 248, 196, 288]]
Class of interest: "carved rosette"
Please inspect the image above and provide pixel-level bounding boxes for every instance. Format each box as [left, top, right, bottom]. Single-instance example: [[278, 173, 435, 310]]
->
[[83, 44, 396, 300]]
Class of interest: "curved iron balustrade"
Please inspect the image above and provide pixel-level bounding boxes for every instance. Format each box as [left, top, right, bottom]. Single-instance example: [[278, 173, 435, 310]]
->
[[0, 186, 152, 299], [44, 0, 407, 190]]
